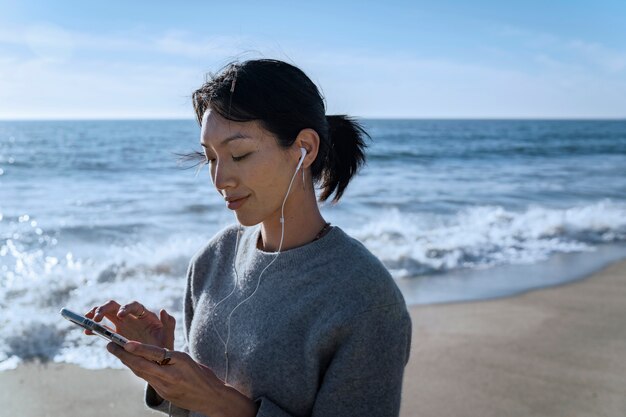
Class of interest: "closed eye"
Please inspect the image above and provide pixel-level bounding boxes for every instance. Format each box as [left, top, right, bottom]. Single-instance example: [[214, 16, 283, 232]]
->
[[204, 153, 250, 164], [232, 153, 250, 162]]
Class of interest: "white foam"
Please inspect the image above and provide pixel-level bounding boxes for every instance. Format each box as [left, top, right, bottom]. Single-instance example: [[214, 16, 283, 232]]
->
[[2, 200, 626, 370], [349, 200, 626, 278], [0, 233, 204, 370]]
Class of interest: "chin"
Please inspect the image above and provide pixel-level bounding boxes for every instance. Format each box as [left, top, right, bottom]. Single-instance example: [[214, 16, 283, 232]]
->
[[233, 212, 262, 227]]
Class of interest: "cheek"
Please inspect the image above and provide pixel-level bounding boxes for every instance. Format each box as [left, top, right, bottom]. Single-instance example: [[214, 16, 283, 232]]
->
[[250, 159, 292, 200]]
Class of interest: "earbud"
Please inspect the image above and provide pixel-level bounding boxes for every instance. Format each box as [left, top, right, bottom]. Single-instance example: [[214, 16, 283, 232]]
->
[[296, 147, 307, 171], [296, 147, 307, 186]]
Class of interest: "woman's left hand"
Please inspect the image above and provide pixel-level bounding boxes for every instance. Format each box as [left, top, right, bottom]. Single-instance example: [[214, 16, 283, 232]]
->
[[107, 341, 259, 417]]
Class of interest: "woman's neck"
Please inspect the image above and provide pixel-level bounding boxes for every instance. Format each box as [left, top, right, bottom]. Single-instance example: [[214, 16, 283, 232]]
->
[[257, 190, 327, 252]]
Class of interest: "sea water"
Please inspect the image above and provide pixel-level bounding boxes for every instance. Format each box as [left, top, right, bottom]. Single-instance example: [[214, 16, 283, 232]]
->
[[1, 119, 625, 369]]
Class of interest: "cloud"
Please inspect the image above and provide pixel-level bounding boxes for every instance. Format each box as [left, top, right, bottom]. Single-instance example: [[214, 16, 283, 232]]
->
[[567, 39, 626, 73], [0, 25, 268, 118], [0, 56, 200, 119], [495, 23, 626, 75], [154, 31, 255, 59], [1, 23, 625, 119], [0, 24, 139, 60], [495, 24, 560, 48], [0, 24, 252, 62], [291, 48, 626, 118]]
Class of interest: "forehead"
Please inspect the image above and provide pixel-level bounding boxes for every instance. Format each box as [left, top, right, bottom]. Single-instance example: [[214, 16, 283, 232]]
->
[[201, 109, 262, 146]]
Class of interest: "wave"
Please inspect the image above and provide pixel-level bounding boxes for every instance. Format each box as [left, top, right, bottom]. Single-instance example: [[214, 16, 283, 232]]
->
[[58, 223, 149, 241], [0, 233, 202, 370], [2, 199, 626, 370], [351, 200, 626, 278]]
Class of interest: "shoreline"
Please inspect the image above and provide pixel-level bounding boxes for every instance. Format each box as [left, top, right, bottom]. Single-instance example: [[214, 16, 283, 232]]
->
[[399, 243, 626, 306], [2, 259, 626, 416]]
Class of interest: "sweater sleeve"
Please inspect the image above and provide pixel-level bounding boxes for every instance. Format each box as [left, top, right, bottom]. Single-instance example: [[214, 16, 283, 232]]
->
[[145, 385, 190, 416], [254, 302, 412, 417]]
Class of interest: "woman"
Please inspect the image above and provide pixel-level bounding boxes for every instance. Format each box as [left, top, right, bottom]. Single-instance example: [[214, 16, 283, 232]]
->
[[86, 59, 412, 417]]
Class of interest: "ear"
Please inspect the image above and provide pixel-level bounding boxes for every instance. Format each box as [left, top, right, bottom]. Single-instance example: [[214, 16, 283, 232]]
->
[[294, 128, 320, 168]]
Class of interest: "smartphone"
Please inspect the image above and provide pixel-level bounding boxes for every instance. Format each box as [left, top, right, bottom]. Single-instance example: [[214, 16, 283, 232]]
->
[[60, 307, 128, 346]]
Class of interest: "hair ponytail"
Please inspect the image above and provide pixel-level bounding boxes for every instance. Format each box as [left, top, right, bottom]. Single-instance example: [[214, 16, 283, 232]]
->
[[319, 115, 369, 203]]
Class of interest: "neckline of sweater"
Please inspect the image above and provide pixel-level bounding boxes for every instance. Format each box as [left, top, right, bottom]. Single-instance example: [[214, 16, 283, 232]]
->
[[241, 223, 344, 267]]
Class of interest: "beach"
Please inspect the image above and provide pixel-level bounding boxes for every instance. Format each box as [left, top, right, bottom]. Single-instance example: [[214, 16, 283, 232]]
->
[[3, 119, 626, 371], [1, 260, 625, 417]]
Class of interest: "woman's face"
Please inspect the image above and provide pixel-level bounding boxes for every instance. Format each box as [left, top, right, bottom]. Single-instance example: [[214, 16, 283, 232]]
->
[[200, 108, 299, 227]]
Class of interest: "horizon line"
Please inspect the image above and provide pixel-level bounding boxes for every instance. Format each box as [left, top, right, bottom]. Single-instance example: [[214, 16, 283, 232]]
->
[[1, 116, 625, 122]]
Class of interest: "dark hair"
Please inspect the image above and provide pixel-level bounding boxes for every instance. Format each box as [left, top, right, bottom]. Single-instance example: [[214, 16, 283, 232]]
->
[[190, 59, 369, 204]]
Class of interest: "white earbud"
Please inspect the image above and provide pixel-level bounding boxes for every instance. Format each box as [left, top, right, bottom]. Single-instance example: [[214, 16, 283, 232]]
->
[[296, 147, 307, 172], [293, 148, 307, 185]]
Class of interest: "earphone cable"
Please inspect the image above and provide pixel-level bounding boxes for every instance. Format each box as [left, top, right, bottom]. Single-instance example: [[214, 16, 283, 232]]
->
[[212, 151, 304, 383]]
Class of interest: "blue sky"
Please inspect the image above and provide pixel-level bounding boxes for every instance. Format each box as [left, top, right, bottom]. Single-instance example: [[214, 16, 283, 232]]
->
[[1, 0, 625, 119]]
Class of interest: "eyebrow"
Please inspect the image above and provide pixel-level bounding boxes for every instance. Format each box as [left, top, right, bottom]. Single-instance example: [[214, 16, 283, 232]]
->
[[200, 133, 251, 148]]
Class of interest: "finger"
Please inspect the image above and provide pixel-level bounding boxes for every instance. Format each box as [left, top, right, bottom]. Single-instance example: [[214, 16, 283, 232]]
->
[[84, 306, 98, 319], [118, 301, 152, 319], [84, 307, 99, 335], [94, 300, 122, 322], [107, 343, 156, 379], [107, 343, 176, 379], [160, 309, 176, 350], [124, 341, 180, 364]]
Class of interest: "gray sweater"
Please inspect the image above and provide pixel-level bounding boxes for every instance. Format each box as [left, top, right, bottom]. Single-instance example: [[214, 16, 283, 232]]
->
[[147, 224, 412, 416]]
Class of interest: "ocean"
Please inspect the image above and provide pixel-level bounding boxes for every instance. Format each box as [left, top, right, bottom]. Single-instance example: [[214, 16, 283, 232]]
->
[[1, 119, 625, 370]]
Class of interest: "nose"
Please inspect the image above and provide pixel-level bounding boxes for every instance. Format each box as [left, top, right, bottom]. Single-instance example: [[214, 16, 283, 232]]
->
[[211, 160, 237, 192]]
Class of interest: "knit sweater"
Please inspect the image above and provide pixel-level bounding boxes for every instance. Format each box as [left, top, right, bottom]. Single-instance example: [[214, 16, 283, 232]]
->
[[146, 223, 412, 417]]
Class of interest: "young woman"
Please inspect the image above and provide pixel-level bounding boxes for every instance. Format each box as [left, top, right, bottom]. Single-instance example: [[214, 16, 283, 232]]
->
[[86, 59, 412, 417]]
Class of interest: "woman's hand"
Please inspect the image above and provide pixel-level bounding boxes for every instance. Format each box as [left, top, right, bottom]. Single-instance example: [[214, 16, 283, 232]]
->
[[85, 300, 175, 348], [108, 341, 259, 417]]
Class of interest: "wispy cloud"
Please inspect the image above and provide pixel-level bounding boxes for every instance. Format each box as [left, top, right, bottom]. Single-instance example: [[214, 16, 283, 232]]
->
[[0, 24, 253, 62], [1, 22, 624, 119], [567, 39, 626, 73], [288, 48, 626, 118], [0, 25, 272, 118], [495, 23, 626, 75], [154, 31, 256, 59]]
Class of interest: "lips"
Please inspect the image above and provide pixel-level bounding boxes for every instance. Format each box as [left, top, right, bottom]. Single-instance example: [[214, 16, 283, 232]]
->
[[225, 195, 249, 210], [224, 195, 248, 202]]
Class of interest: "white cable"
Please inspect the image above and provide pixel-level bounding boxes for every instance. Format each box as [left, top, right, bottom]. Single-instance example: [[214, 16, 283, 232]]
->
[[208, 226, 242, 349], [210, 153, 304, 384]]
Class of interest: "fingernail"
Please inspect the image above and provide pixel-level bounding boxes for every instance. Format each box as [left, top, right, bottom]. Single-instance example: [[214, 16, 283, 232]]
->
[[125, 342, 136, 352]]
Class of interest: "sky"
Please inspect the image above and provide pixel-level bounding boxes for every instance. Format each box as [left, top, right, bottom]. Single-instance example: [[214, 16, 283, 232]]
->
[[0, 0, 625, 119]]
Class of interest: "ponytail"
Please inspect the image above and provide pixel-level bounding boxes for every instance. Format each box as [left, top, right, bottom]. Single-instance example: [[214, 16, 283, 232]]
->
[[318, 115, 369, 204]]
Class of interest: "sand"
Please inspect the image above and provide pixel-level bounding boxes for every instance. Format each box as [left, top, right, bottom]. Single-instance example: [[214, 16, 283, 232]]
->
[[401, 259, 626, 417], [2, 259, 626, 417]]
